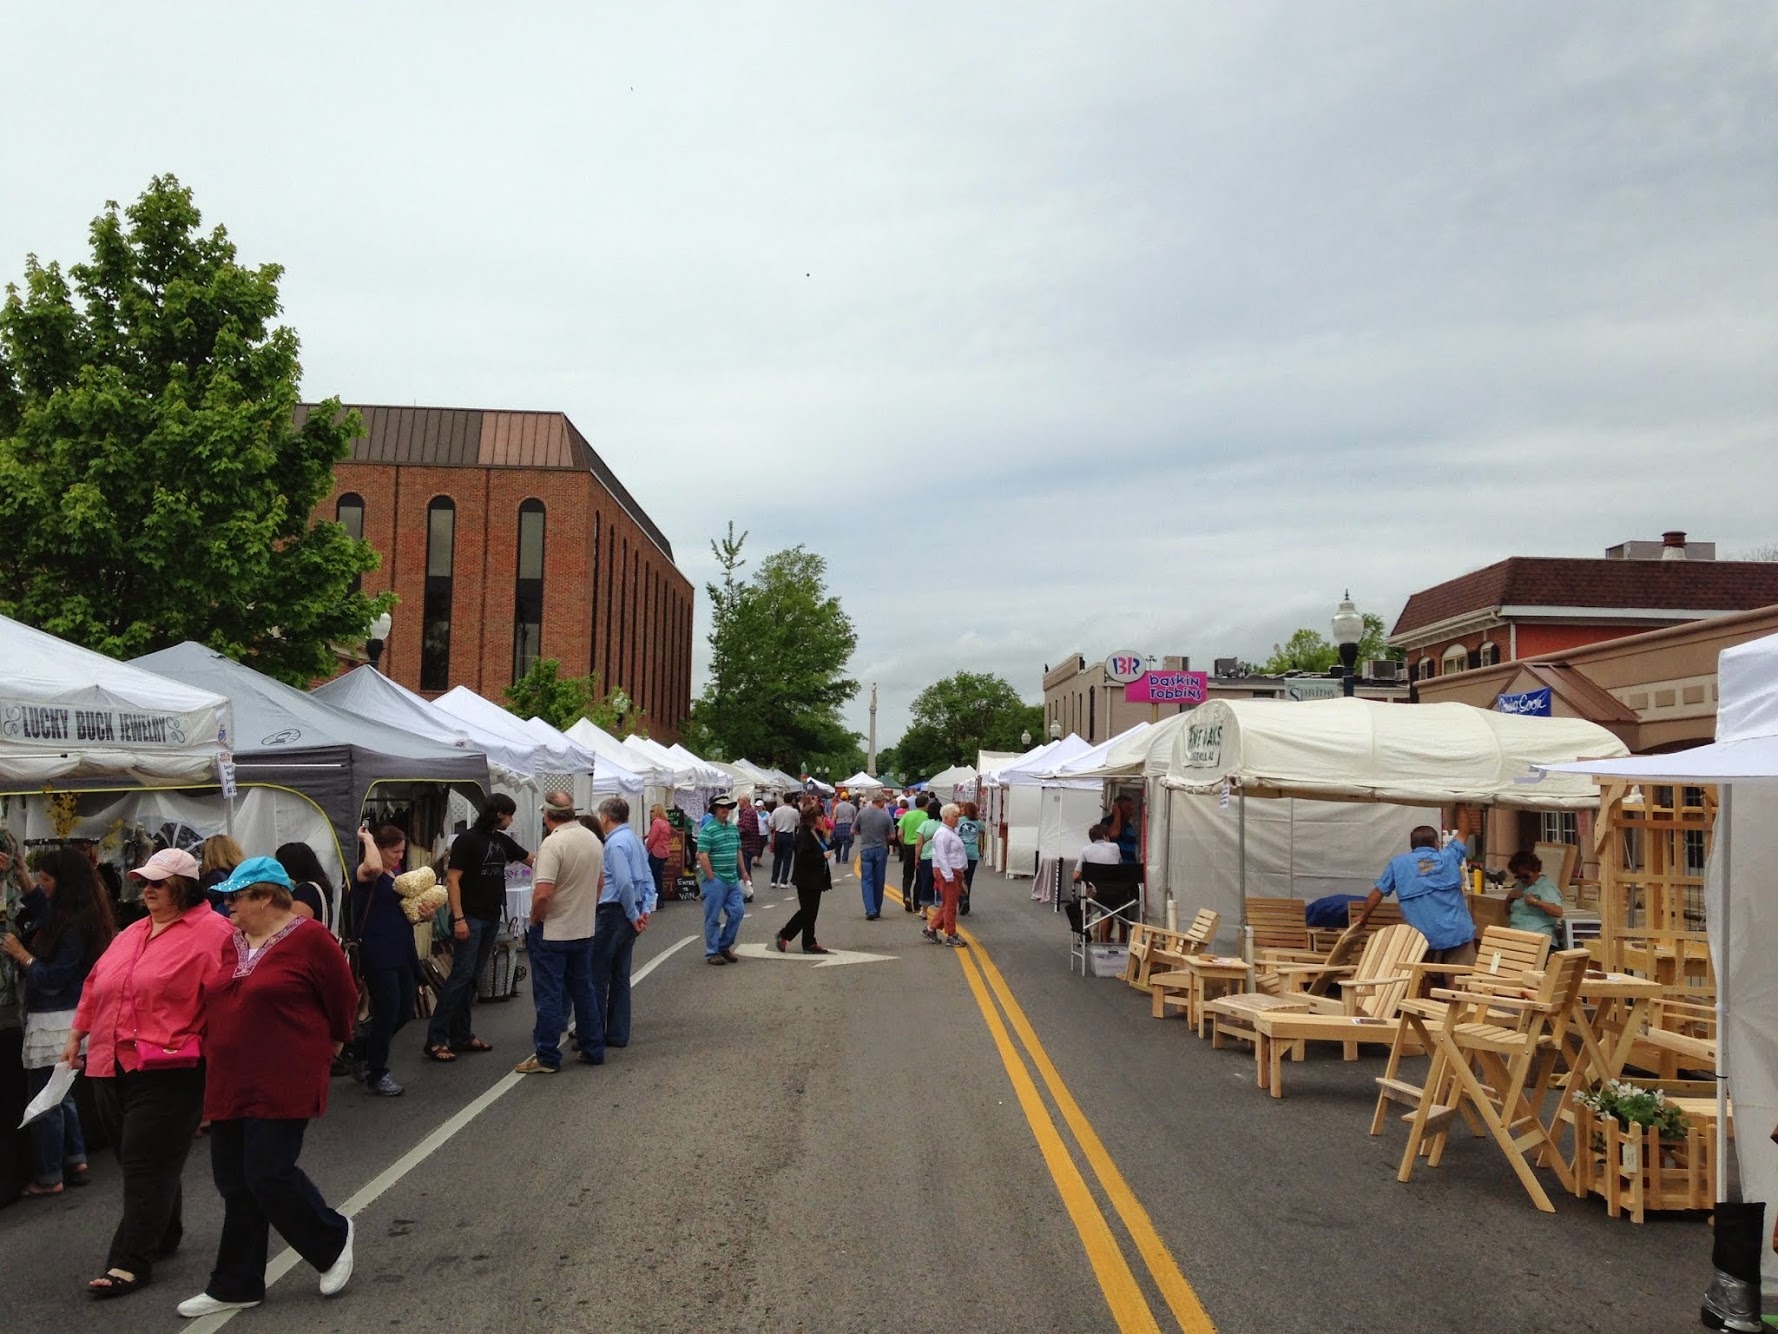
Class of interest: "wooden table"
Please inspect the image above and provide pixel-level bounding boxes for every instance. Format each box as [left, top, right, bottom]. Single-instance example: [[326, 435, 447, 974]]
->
[[1150, 955, 1251, 1035], [1563, 971, 1667, 1088]]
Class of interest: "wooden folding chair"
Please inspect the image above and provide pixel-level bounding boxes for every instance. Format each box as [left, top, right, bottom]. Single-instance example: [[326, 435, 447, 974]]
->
[[1369, 927, 1554, 1139], [1396, 949, 1593, 1212]]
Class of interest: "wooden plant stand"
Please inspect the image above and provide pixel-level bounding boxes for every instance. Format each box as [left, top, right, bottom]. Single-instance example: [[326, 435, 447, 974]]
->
[[1571, 1104, 1714, 1223]]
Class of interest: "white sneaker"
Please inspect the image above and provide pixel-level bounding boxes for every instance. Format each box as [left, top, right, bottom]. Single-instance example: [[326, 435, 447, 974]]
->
[[178, 1293, 261, 1318], [319, 1217, 354, 1296]]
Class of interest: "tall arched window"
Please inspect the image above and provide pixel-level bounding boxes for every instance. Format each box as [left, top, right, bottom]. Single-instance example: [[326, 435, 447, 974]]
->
[[588, 512, 601, 683], [1088, 685, 1097, 740], [1480, 641, 1501, 667], [421, 497, 455, 691], [513, 499, 546, 682], [336, 493, 365, 593], [1441, 643, 1469, 676]]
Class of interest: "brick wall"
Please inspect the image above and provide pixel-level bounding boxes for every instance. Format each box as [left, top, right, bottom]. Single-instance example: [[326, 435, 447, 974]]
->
[[325, 463, 692, 741]]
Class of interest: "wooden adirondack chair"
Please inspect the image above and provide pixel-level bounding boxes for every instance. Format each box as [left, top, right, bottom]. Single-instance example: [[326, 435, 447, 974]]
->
[[1306, 898, 1403, 953], [1246, 897, 1326, 993], [1234, 925, 1430, 1097], [1395, 948, 1593, 1212], [1369, 927, 1554, 1139], [1123, 909, 1219, 991]]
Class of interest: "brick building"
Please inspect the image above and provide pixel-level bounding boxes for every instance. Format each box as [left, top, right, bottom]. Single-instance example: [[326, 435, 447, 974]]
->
[[1387, 532, 1778, 683], [306, 404, 693, 742]]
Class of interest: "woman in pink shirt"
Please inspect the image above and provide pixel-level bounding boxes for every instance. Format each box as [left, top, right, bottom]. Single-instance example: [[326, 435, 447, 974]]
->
[[645, 804, 673, 903], [64, 848, 235, 1301]]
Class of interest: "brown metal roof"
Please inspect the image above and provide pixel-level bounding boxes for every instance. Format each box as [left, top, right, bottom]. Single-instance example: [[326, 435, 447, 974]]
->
[[1391, 556, 1778, 637], [297, 403, 674, 560]]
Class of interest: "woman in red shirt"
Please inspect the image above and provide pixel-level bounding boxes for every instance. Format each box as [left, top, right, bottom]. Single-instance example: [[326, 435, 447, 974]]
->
[[65, 848, 235, 1300], [645, 804, 674, 904], [176, 856, 359, 1318]]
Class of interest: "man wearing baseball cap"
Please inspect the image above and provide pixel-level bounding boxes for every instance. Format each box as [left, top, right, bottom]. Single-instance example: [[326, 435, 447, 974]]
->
[[697, 795, 746, 965]]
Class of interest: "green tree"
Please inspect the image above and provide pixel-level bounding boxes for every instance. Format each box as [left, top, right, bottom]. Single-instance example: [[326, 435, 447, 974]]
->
[[691, 525, 859, 769], [504, 658, 644, 735], [0, 175, 386, 683], [891, 671, 1044, 780], [1260, 613, 1397, 675]]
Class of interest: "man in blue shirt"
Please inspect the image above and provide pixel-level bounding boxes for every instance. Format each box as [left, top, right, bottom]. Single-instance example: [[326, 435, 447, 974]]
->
[[1356, 825, 1477, 980], [591, 796, 657, 1050]]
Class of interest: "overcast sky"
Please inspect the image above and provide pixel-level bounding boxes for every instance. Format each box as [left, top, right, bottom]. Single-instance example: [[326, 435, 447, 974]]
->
[[4, 4, 1774, 747]]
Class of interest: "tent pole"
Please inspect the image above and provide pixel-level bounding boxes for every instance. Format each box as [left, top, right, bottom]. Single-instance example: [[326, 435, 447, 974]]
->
[[1716, 784, 1732, 1204], [1238, 788, 1249, 961]]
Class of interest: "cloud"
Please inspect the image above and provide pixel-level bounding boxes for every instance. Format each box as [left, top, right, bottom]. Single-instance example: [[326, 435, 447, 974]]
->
[[2, 2, 1773, 748]]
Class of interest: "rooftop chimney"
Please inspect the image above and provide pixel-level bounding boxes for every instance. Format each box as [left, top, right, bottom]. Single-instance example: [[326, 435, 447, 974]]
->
[[1662, 530, 1687, 561]]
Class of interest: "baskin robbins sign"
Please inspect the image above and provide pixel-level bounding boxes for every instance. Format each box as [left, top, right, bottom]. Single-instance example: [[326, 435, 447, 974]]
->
[[1125, 670, 1208, 706]]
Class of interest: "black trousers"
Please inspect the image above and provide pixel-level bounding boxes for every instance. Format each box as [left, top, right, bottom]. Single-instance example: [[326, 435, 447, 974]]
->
[[899, 844, 917, 906], [364, 964, 413, 1080], [205, 1117, 348, 1302], [777, 881, 824, 950], [91, 1063, 206, 1278]]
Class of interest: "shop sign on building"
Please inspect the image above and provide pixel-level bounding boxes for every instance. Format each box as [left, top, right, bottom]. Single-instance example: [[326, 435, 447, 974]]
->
[[1125, 670, 1208, 705], [1495, 687, 1553, 717], [1285, 680, 1340, 702], [1104, 651, 1148, 685]]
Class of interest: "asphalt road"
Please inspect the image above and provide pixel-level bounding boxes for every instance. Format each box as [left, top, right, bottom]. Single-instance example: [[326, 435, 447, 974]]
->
[[2, 864, 1710, 1332]]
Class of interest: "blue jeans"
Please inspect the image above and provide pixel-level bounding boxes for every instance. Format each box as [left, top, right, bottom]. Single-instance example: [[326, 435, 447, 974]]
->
[[702, 877, 745, 956], [915, 859, 935, 907], [590, 904, 639, 1046], [832, 826, 854, 864], [424, 914, 499, 1049], [527, 926, 600, 1067], [858, 845, 888, 916], [25, 1062, 87, 1186], [770, 832, 795, 885]]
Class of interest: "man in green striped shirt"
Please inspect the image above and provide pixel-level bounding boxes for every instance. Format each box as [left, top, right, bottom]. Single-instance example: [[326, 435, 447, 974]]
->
[[697, 796, 745, 965]]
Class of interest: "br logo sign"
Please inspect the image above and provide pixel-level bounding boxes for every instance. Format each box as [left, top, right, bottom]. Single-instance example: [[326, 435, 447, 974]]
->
[[1104, 652, 1147, 685]]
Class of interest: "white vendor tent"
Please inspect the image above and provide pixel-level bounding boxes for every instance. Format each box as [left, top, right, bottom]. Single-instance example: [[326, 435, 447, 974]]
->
[[838, 770, 885, 792], [975, 748, 1030, 871], [0, 615, 232, 789], [624, 735, 726, 820], [313, 667, 547, 780], [1546, 631, 1778, 1297], [566, 718, 673, 787], [989, 736, 1094, 875], [1058, 712, 1192, 781], [1164, 698, 1627, 807], [133, 644, 490, 879], [519, 716, 643, 794], [434, 688, 591, 778], [1032, 724, 1149, 865]]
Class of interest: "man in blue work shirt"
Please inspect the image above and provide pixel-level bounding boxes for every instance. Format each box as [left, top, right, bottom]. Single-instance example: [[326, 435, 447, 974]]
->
[[591, 796, 656, 1052], [1356, 825, 1476, 982]]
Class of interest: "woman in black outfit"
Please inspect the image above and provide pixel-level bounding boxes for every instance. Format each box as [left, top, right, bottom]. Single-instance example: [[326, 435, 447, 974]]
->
[[773, 807, 831, 955]]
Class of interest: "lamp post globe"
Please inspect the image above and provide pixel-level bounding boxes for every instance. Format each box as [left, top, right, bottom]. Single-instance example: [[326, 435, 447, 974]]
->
[[1020, 730, 1032, 748], [1331, 591, 1364, 697], [366, 611, 393, 671], [1049, 721, 1063, 741]]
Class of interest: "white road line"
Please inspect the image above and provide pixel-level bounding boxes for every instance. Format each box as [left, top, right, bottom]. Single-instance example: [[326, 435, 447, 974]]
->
[[181, 933, 699, 1332]]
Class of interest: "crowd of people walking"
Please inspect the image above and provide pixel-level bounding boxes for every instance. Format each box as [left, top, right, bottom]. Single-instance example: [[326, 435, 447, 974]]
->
[[4, 780, 982, 1313]]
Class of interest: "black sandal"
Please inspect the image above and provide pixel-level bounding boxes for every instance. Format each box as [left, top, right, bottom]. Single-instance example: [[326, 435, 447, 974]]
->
[[422, 1044, 458, 1062], [450, 1037, 492, 1053], [88, 1269, 149, 1299]]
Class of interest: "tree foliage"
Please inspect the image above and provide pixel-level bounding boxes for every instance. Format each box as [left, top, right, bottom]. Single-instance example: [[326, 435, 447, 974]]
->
[[891, 671, 1044, 781], [1259, 612, 1396, 675], [504, 658, 645, 735], [0, 176, 385, 683], [690, 524, 859, 770]]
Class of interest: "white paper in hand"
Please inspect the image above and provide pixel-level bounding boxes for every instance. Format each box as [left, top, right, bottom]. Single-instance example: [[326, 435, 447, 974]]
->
[[20, 1061, 77, 1128]]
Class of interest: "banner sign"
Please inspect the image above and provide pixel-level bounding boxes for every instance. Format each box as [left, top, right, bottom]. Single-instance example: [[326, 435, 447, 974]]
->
[[1, 700, 195, 747], [1185, 720, 1223, 768], [1125, 670, 1208, 705], [1495, 688, 1552, 717], [1285, 680, 1339, 702]]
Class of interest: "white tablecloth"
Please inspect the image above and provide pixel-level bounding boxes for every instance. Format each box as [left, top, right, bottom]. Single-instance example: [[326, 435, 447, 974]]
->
[[505, 884, 533, 928]]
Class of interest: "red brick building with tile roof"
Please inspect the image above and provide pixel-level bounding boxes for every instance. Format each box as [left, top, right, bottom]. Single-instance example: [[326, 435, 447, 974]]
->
[[304, 404, 692, 741], [1387, 532, 1778, 683]]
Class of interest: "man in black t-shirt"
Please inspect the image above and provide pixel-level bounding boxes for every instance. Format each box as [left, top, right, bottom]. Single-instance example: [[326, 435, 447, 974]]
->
[[423, 794, 531, 1061]]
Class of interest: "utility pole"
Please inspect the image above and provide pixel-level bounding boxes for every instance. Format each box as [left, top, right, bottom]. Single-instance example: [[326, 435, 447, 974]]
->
[[867, 683, 878, 774]]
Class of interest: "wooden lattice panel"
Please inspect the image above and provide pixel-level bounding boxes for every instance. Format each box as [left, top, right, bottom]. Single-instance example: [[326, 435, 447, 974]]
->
[[1594, 781, 1716, 998]]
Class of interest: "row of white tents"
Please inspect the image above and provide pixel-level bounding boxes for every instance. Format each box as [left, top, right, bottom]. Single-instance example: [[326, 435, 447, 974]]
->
[[0, 614, 799, 898]]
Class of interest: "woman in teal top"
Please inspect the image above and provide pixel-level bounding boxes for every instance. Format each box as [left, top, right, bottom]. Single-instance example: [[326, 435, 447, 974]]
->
[[956, 801, 984, 915], [1503, 850, 1565, 943]]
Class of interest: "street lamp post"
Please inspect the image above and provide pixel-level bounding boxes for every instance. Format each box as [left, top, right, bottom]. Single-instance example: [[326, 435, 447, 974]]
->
[[366, 612, 393, 671], [1331, 591, 1364, 698], [1049, 721, 1063, 741], [1020, 730, 1032, 749]]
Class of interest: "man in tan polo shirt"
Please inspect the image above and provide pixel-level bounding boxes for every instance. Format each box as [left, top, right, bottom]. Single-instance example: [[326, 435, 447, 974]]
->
[[516, 792, 605, 1073]]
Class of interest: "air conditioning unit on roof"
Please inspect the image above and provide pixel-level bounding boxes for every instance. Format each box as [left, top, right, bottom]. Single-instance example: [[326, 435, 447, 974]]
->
[[1365, 660, 1402, 682]]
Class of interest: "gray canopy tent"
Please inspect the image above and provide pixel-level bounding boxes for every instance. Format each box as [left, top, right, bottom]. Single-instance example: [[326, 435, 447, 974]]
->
[[130, 644, 490, 881]]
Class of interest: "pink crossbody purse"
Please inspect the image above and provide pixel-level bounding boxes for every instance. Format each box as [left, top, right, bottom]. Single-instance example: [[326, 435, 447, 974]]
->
[[126, 928, 202, 1070]]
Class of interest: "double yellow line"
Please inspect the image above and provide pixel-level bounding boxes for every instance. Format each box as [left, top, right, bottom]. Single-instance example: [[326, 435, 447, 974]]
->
[[893, 892, 1215, 1332]]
